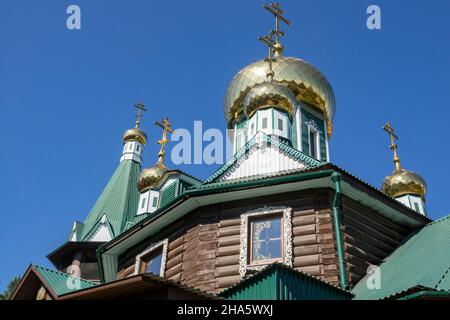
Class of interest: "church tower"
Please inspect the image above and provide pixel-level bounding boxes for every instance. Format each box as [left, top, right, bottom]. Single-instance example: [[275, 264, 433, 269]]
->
[[381, 123, 427, 216], [121, 102, 147, 164], [224, 3, 334, 162], [47, 104, 146, 280], [136, 118, 173, 215]]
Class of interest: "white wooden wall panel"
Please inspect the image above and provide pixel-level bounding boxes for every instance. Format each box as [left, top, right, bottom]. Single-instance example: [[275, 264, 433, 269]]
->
[[220, 145, 306, 182]]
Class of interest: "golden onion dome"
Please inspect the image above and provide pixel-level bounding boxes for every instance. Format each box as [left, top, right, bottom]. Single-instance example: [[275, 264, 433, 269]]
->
[[381, 168, 427, 200], [243, 82, 297, 119], [123, 127, 147, 146], [224, 56, 335, 136], [137, 162, 167, 192]]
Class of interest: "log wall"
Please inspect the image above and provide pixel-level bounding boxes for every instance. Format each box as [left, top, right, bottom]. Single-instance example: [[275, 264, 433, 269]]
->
[[341, 196, 412, 286], [117, 189, 409, 293]]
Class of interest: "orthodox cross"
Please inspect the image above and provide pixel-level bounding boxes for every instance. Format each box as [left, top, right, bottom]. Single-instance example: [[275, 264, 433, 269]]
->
[[383, 122, 401, 171], [259, 31, 277, 81], [263, 2, 290, 54], [155, 118, 174, 163], [134, 102, 147, 128]]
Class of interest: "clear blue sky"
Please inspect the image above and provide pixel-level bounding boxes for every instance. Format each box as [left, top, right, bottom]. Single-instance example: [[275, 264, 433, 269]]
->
[[1, 0, 449, 290]]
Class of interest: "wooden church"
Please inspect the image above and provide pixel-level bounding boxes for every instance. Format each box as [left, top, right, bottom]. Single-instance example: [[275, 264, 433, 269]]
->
[[12, 3, 450, 301]]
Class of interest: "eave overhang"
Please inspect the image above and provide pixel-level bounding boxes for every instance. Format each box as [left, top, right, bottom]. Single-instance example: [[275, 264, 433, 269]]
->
[[97, 164, 430, 283], [47, 241, 104, 269], [58, 272, 219, 300], [11, 265, 58, 300]]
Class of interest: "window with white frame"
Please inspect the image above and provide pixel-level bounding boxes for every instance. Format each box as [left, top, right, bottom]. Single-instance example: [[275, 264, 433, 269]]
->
[[239, 206, 293, 277], [134, 239, 168, 277], [278, 118, 283, 131], [140, 197, 147, 209], [250, 216, 283, 264], [306, 120, 321, 160], [152, 196, 159, 207], [262, 117, 268, 129]]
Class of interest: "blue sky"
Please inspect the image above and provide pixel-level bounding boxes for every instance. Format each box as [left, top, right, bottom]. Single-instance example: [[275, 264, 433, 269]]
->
[[1, 0, 449, 290]]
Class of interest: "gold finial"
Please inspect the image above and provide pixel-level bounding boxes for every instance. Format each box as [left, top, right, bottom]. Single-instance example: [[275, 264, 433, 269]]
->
[[134, 102, 147, 128], [263, 2, 290, 57], [259, 31, 277, 81], [155, 118, 174, 165], [383, 122, 401, 171]]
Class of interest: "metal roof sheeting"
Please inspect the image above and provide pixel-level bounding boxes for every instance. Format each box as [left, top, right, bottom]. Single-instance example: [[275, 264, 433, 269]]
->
[[32, 265, 97, 296], [220, 263, 353, 300], [78, 159, 141, 240], [352, 214, 450, 300]]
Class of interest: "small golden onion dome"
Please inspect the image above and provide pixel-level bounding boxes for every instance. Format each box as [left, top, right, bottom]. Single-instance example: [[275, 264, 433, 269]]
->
[[123, 127, 147, 146], [381, 168, 427, 200], [224, 56, 335, 136], [137, 162, 167, 192], [243, 82, 296, 119]]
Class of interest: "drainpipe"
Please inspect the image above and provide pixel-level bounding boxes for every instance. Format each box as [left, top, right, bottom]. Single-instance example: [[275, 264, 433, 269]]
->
[[331, 172, 348, 290]]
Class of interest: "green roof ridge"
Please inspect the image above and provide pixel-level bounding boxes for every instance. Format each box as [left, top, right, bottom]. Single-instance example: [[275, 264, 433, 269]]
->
[[78, 159, 141, 240], [32, 264, 97, 296]]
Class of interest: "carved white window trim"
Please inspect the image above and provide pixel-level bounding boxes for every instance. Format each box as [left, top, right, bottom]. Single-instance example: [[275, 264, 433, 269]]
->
[[304, 119, 322, 134], [134, 239, 168, 277], [239, 206, 293, 277]]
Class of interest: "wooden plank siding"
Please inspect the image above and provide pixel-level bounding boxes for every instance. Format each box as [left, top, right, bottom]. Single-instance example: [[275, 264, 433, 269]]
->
[[341, 196, 412, 286], [117, 188, 419, 293]]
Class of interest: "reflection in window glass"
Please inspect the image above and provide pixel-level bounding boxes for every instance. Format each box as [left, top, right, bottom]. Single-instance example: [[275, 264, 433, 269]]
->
[[309, 130, 317, 159], [144, 251, 163, 275], [250, 217, 282, 263]]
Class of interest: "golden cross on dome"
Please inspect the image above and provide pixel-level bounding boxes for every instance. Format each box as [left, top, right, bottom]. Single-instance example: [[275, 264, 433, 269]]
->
[[259, 31, 277, 81], [155, 118, 174, 164], [383, 122, 401, 171], [134, 102, 147, 128], [263, 2, 290, 56]]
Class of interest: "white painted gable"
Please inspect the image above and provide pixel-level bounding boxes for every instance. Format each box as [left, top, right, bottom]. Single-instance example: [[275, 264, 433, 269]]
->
[[85, 215, 113, 242], [218, 132, 308, 182]]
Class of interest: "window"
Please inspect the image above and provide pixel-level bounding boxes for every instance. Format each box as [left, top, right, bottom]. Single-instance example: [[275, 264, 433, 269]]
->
[[251, 123, 255, 135], [262, 118, 268, 129], [129, 143, 133, 150], [135, 239, 168, 277], [141, 250, 163, 275], [136, 144, 140, 152], [250, 216, 282, 264], [152, 196, 159, 207], [414, 202, 421, 213], [239, 207, 293, 276], [278, 119, 283, 131], [141, 197, 146, 209], [309, 130, 318, 159]]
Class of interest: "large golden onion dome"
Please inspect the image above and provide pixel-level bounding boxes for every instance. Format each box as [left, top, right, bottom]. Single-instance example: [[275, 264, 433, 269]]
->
[[137, 161, 167, 192], [243, 82, 297, 119], [123, 127, 147, 146], [224, 56, 336, 136], [381, 168, 427, 200]]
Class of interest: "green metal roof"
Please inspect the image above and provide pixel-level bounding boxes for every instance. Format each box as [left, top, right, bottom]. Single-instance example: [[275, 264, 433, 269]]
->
[[220, 263, 353, 300], [352, 214, 450, 300], [397, 289, 450, 300], [77, 159, 141, 240], [97, 160, 429, 282], [32, 265, 97, 296]]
